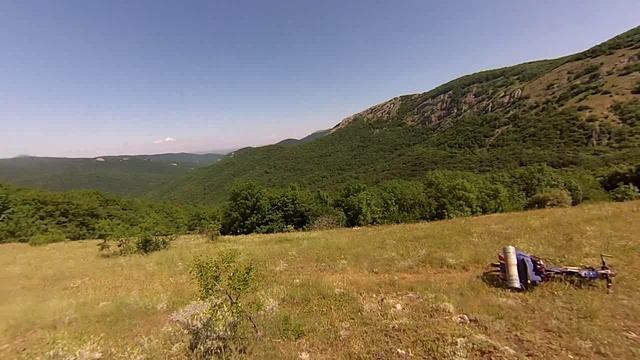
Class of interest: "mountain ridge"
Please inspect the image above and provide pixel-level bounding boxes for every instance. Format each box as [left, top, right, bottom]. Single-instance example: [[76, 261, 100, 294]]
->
[[158, 26, 640, 204], [0, 152, 224, 196]]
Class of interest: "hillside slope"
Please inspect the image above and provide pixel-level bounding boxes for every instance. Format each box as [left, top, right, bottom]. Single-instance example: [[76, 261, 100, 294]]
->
[[161, 26, 640, 204], [2, 201, 638, 358], [0, 153, 223, 197]]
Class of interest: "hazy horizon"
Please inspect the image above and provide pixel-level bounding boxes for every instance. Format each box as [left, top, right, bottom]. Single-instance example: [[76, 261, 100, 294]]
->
[[1, 0, 638, 158]]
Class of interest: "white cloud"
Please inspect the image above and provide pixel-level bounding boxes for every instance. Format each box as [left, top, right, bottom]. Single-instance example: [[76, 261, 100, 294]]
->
[[153, 137, 176, 144]]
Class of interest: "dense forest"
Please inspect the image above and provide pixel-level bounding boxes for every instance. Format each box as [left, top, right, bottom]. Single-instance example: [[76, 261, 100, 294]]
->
[[0, 153, 223, 197], [0, 183, 218, 246], [2, 164, 638, 245]]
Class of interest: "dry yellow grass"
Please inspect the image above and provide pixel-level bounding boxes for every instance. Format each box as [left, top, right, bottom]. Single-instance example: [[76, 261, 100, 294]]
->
[[1, 201, 639, 359]]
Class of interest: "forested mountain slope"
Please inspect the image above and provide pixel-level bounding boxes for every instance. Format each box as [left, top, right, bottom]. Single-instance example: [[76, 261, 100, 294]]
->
[[159, 27, 640, 204], [0, 153, 223, 197]]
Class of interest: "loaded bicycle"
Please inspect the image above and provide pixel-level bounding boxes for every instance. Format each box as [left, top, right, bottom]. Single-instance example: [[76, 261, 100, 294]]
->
[[489, 246, 616, 293]]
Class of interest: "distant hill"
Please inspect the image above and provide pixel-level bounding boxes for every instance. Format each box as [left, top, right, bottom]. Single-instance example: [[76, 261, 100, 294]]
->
[[0, 153, 223, 196], [159, 26, 640, 204]]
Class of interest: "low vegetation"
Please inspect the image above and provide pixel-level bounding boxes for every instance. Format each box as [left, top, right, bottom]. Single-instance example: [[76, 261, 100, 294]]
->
[[1, 201, 638, 358], [179, 251, 262, 358]]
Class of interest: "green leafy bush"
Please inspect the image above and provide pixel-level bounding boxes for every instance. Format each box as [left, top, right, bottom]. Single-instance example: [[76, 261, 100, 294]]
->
[[28, 230, 66, 246], [202, 221, 222, 241], [184, 251, 261, 357], [134, 233, 173, 254], [610, 183, 640, 202], [99, 234, 174, 256], [526, 189, 573, 209]]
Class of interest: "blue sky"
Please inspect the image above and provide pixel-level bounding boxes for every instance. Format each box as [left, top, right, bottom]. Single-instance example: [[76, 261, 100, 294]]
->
[[0, 0, 638, 158]]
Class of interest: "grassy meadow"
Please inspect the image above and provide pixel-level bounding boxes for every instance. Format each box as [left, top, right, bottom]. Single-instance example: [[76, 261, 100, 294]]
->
[[1, 201, 639, 359]]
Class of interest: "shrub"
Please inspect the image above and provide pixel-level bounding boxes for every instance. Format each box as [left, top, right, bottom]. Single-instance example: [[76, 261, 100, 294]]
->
[[526, 189, 573, 209], [610, 183, 640, 202], [309, 214, 344, 231], [98, 232, 173, 256], [28, 230, 66, 246], [134, 233, 173, 254], [203, 221, 222, 241], [183, 251, 261, 358]]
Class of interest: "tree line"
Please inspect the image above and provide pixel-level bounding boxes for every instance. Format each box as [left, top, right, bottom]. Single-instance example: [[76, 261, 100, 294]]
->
[[0, 184, 218, 245], [219, 165, 585, 234], [1, 165, 638, 244]]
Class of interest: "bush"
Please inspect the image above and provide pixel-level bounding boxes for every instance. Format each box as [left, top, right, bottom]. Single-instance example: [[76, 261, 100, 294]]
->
[[202, 221, 222, 241], [526, 189, 573, 209], [309, 214, 344, 230], [134, 233, 173, 254], [28, 230, 66, 246], [183, 251, 261, 358], [610, 183, 640, 202], [98, 232, 174, 256]]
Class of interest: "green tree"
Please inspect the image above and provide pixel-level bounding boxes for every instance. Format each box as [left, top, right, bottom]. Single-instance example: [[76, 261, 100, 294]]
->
[[336, 183, 383, 227], [378, 180, 433, 223], [423, 172, 483, 219], [221, 182, 270, 235]]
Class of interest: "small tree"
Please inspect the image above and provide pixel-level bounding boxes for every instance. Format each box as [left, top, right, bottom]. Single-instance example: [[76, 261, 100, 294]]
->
[[185, 251, 261, 357]]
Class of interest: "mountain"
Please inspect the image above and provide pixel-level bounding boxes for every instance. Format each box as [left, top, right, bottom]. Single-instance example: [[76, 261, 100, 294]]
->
[[275, 129, 331, 147], [159, 26, 640, 204], [0, 153, 223, 196]]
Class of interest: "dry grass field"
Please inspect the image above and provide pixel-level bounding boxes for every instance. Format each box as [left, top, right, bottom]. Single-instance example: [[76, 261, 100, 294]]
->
[[1, 201, 639, 359]]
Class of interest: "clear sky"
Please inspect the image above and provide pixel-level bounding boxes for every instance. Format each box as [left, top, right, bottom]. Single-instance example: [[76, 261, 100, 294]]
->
[[0, 0, 638, 158]]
